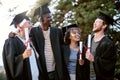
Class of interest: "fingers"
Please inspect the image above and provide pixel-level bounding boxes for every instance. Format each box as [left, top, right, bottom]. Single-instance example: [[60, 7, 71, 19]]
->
[[85, 52, 94, 62], [8, 32, 16, 38], [22, 47, 32, 59], [79, 59, 84, 65]]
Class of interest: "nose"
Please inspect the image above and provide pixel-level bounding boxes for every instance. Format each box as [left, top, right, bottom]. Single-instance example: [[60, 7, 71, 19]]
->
[[76, 33, 80, 37], [94, 22, 96, 25], [49, 16, 52, 21], [74, 32, 80, 36], [49, 18, 52, 21]]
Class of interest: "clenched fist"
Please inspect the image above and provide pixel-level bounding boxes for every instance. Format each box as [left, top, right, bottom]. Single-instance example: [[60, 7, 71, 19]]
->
[[22, 47, 32, 59]]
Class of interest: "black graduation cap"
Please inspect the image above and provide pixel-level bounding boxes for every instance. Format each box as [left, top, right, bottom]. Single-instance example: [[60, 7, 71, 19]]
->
[[40, 4, 51, 17], [62, 24, 78, 37], [34, 3, 51, 17], [10, 11, 30, 28], [33, 7, 40, 17], [98, 12, 114, 25]]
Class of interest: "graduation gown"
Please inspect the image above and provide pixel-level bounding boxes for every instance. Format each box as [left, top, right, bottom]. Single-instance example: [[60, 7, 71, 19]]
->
[[2, 36, 42, 80], [92, 36, 117, 80], [63, 45, 90, 80], [30, 26, 65, 80]]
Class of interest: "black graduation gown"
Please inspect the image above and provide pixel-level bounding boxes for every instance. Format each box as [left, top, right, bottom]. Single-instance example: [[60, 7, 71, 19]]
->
[[30, 26, 65, 80], [63, 45, 90, 80], [93, 36, 117, 80], [2, 36, 41, 80]]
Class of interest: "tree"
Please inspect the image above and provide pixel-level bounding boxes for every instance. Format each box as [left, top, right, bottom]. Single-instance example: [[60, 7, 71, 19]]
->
[[31, 0, 120, 79], [52, 0, 120, 79]]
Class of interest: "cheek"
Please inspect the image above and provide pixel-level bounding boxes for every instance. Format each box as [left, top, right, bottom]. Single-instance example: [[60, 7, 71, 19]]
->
[[43, 18, 48, 23], [69, 35, 72, 40], [69, 34, 74, 40], [70, 33, 75, 37], [19, 27, 24, 31]]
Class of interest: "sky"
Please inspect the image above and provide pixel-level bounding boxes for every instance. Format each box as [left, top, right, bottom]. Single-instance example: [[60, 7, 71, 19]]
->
[[0, 0, 58, 66], [0, 0, 38, 66]]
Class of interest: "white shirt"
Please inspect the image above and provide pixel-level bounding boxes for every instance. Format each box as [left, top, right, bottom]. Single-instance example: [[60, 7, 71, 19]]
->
[[42, 28, 55, 72], [18, 36, 39, 80]]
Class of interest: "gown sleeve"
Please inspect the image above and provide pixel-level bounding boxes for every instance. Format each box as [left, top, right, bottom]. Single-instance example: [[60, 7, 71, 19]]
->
[[2, 38, 24, 79], [94, 39, 117, 79]]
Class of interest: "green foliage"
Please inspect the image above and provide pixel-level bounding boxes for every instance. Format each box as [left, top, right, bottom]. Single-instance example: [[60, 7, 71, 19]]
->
[[52, 0, 120, 79], [114, 51, 120, 80], [31, 0, 120, 78]]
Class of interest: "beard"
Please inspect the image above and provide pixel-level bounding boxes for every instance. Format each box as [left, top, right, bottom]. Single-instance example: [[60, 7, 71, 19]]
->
[[93, 26, 102, 32]]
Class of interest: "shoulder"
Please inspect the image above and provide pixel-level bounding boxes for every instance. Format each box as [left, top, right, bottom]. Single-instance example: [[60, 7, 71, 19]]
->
[[102, 36, 113, 43], [100, 36, 114, 47], [62, 45, 69, 50], [30, 26, 42, 35], [5, 36, 18, 42], [50, 26, 61, 31], [50, 27, 62, 34], [31, 26, 40, 31], [4, 37, 18, 47]]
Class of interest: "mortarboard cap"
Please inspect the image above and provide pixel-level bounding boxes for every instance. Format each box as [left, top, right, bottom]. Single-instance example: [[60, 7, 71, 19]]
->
[[33, 7, 40, 17], [34, 3, 51, 17], [62, 24, 78, 37], [40, 3, 51, 17], [98, 12, 114, 25], [10, 11, 30, 28], [33, 4, 51, 22]]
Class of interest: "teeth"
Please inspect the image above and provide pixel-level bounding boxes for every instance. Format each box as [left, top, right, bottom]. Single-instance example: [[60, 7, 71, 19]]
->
[[71, 33, 80, 37]]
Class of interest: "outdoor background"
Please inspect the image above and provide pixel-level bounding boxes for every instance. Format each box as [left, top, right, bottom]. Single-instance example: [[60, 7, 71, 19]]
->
[[0, 0, 120, 80]]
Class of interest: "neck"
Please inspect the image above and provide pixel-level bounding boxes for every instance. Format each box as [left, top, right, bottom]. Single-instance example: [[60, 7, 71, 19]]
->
[[70, 41, 79, 50], [17, 32, 25, 40], [94, 31, 105, 42], [41, 24, 49, 31]]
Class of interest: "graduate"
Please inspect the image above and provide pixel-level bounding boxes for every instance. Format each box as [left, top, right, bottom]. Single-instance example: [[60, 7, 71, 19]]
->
[[62, 24, 90, 80], [85, 12, 117, 80], [30, 4, 65, 80], [2, 11, 42, 80]]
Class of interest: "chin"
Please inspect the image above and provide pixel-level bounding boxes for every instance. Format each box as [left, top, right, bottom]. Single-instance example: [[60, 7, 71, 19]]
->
[[76, 39, 80, 41], [93, 28, 98, 32]]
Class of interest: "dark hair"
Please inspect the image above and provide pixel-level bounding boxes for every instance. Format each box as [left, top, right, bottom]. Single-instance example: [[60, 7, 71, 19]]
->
[[102, 21, 108, 32], [64, 27, 81, 45], [40, 16, 44, 22], [64, 29, 71, 45]]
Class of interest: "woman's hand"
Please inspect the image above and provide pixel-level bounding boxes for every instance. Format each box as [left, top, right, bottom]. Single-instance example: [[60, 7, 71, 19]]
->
[[22, 47, 32, 59]]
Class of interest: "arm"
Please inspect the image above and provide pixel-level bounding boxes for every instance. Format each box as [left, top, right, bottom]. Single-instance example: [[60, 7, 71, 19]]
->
[[94, 39, 117, 79], [2, 39, 23, 79], [95, 41, 116, 71], [2, 38, 31, 79]]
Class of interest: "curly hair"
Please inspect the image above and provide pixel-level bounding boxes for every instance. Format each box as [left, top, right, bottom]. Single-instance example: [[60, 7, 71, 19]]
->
[[64, 27, 81, 45], [64, 28, 71, 45]]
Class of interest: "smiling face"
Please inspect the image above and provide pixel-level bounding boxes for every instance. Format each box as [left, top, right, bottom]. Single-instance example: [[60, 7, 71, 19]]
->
[[42, 13, 52, 25], [69, 27, 81, 42], [93, 18, 107, 33], [17, 20, 32, 36]]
